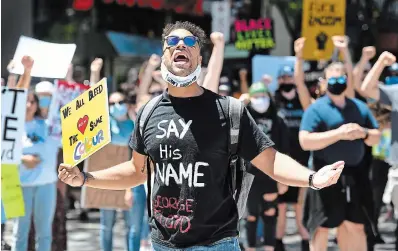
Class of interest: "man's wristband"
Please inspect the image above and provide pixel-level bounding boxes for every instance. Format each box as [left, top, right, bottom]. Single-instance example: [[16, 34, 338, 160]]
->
[[309, 172, 320, 190], [80, 172, 87, 187]]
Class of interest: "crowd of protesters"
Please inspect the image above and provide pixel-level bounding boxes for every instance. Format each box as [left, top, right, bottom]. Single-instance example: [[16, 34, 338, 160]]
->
[[2, 22, 398, 251]]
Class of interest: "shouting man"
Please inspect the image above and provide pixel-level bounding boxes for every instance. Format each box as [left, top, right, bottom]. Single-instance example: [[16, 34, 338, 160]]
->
[[58, 21, 344, 250]]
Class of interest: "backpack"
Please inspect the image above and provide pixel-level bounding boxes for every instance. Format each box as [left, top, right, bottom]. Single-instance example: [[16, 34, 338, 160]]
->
[[138, 94, 254, 220]]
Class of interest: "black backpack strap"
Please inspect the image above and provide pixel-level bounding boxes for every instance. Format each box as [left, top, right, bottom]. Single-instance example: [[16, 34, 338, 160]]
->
[[227, 97, 244, 196], [138, 94, 163, 218]]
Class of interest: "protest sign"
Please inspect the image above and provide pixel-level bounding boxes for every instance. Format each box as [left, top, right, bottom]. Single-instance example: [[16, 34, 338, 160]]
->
[[301, 0, 346, 60], [81, 144, 130, 210], [48, 80, 90, 141], [1, 87, 27, 219], [10, 36, 76, 78], [252, 55, 296, 93], [61, 78, 111, 166], [211, 1, 231, 42], [233, 18, 275, 51]]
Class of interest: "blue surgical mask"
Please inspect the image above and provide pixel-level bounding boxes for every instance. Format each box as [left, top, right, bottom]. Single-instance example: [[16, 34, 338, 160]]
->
[[39, 96, 52, 108], [110, 103, 128, 120]]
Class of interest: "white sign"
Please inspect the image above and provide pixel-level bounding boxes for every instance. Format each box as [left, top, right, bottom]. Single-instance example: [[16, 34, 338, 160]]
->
[[211, 1, 231, 42], [1, 87, 27, 164], [10, 36, 76, 79]]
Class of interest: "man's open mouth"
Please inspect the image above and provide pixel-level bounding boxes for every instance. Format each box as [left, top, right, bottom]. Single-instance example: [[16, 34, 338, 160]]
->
[[174, 54, 189, 63]]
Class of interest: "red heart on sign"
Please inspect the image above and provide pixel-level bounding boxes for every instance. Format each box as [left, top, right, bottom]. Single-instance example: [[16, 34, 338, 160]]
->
[[77, 115, 89, 134]]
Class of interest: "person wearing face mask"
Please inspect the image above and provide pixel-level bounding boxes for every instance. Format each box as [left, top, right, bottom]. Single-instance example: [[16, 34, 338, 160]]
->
[[299, 62, 381, 251], [244, 82, 290, 251], [274, 65, 311, 251], [99, 91, 148, 251]]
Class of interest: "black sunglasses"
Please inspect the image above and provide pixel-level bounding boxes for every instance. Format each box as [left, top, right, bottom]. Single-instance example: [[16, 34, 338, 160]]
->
[[165, 36, 198, 47], [109, 100, 125, 106]]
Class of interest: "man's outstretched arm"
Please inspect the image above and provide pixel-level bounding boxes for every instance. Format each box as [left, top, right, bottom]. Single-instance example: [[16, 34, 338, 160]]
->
[[58, 151, 148, 190]]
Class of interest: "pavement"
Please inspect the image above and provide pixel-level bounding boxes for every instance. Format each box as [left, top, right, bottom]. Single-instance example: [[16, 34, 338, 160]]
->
[[3, 208, 397, 250]]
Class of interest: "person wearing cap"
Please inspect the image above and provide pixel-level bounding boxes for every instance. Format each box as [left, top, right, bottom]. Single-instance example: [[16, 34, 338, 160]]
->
[[274, 64, 311, 251], [35, 81, 54, 117], [385, 63, 398, 85], [243, 82, 290, 251], [218, 76, 232, 96]]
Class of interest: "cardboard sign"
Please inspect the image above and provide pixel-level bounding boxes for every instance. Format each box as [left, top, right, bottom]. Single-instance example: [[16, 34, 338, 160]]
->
[[233, 18, 275, 51], [81, 144, 131, 210], [10, 36, 76, 79], [301, 0, 346, 60], [48, 80, 90, 141], [1, 87, 27, 219], [252, 55, 296, 93], [211, 1, 231, 42], [61, 78, 111, 166]]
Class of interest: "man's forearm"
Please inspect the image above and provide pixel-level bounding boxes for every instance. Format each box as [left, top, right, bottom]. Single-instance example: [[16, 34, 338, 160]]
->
[[361, 59, 385, 100], [84, 161, 147, 190], [202, 43, 224, 93], [294, 59, 312, 110], [271, 151, 313, 187], [342, 48, 355, 98], [299, 130, 341, 151]]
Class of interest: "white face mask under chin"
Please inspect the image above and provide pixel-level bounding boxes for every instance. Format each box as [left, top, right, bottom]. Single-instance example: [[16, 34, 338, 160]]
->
[[161, 63, 201, 88], [281, 89, 296, 100], [250, 97, 270, 113]]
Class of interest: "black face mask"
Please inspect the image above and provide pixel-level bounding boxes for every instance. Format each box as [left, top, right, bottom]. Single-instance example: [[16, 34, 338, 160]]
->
[[327, 76, 347, 96], [279, 83, 295, 92]]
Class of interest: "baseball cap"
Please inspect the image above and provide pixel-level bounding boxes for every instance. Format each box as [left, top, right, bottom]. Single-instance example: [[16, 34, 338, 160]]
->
[[35, 81, 55, 94], [249, 82, 267, 95], [219, 84, 231, 93], [277, 65, 294, 77]]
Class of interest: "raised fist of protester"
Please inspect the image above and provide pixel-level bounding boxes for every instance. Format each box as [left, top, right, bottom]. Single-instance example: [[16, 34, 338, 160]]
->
[[21, 56, 34, 71], [332, 35, 349, 50], [337, 123, 366, 141], [239, 68, 248, 80], [294, 37, 306, 58], [362, 46, 376, 61], [239, 93, 250, 105], [58, 163, 84, 187], [312, 161, 345, 189], [148, 54, 161, 69], [90, 58, 103, 72], [379, 51, 396, 66], [210, 32, 225, 45]]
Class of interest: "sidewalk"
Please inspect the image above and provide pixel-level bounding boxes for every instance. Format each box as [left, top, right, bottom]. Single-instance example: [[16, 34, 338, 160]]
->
[[3, 210, 396, 250]]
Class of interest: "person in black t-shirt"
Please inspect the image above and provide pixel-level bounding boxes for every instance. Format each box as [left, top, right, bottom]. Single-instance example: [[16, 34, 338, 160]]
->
[[58, 21, 345, 251], [273, 65, 311, 250], [242, 82, 289, 251]]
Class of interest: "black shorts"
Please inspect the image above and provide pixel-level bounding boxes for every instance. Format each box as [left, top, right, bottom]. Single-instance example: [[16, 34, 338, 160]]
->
[[313, 159, 367, 228]]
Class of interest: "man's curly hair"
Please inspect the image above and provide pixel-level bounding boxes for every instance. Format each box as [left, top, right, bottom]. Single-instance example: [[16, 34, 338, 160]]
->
[[162, 21, 207, 48]]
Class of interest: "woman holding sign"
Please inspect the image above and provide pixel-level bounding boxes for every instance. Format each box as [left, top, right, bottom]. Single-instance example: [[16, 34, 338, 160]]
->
[[12, 91, 57, 251]]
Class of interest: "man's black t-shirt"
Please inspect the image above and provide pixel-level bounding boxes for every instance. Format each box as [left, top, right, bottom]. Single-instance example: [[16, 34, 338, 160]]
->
[[129, 89, 274, 248], [275, 91, 310, 165]]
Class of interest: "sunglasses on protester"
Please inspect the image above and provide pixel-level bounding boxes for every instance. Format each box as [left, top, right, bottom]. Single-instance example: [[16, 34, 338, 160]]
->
[[109, 100, 126, 106], [165, 36, 198, 47], [327, 76, 347, 85]]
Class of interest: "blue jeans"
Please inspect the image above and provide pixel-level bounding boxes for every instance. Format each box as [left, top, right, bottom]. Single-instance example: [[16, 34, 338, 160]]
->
[[100, 185, 147, 251], [152, 237, 240, 251], [12, 182, 57, 251]]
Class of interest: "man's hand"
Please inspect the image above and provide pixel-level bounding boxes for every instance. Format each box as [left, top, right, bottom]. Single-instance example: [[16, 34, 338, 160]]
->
[[90, 58, 103, 72], [21, 56, 34, 71], [294, 37, 306, 58], [148, 54, 161, 69], [124, 189, 134, 207], [210, 32, 225, 45], [313, 161, 345, 189], [379, 51, 396, 67], [332, 35, 349, 50], [22, 155, 41, 169], [337, 123, 366, 141], [239, 93, 250, 105], [361, 46, 376, 61], [239, 68, 248, 80], [58, 163, 84, 187]]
